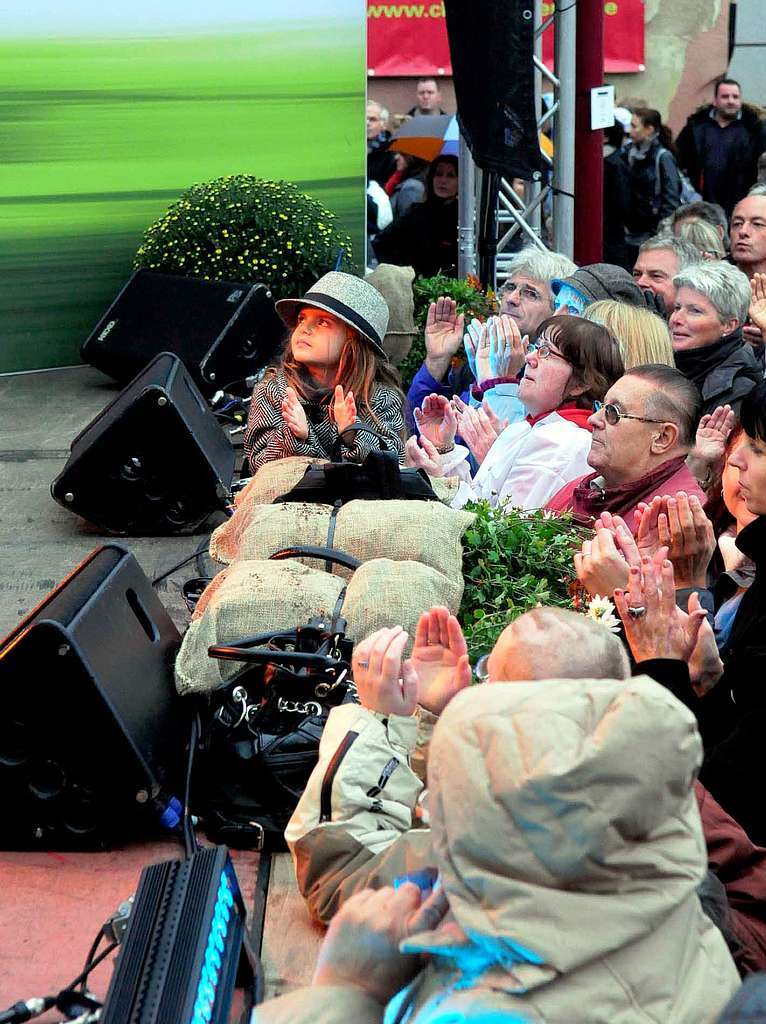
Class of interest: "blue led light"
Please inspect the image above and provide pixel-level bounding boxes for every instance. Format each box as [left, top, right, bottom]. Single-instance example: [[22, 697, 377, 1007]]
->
[[189, 870, 236, 1024]]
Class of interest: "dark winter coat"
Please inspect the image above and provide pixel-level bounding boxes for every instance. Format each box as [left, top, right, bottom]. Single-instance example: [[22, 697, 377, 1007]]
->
[[676, 103, 766, 216], [673, 327, 763, 418], [622, 137, 682, 240], [372, 197, 457, 278]]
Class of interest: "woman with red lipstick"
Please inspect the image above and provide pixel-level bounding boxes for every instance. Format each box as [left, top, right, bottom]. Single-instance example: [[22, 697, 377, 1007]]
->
[[243, 271, 405, 473]]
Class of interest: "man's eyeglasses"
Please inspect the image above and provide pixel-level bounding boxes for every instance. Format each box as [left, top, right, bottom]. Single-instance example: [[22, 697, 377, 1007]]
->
[[593, 400, 666, 426], [527, 339, 570, 363], [503, 282, 543, 303]]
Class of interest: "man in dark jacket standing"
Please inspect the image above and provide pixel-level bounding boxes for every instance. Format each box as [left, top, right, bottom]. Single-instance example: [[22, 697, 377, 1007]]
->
[[677, 78, 766, 218]]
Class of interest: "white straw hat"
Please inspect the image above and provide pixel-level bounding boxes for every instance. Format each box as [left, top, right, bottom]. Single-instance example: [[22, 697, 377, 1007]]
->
[[275, 271, 390, 358]]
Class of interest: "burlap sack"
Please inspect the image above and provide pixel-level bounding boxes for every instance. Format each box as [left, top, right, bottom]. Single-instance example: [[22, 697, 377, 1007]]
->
[[367, 263, 417, 367], [210, 499, 474, 581], [175, 555, 464, 694], [342, 559, 463, 655], [235, 456, 324, 501], [175, 559, 346, 695]]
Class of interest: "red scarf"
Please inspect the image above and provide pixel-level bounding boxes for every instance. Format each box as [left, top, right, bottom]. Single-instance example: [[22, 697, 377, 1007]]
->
[[526, 401, 594, 431]]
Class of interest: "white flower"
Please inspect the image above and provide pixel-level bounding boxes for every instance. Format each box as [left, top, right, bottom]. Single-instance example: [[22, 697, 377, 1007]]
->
[[585, 594, 621, 634]]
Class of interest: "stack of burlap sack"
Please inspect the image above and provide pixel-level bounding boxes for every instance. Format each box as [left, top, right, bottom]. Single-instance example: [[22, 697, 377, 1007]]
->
[[174, 457, 474, 695]]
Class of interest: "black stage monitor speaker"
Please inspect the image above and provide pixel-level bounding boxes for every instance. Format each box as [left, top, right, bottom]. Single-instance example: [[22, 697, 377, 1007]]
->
[[101, 846, 258, 1023], [444, 0, 543, 181], [81, 268, 285, 395], [0, 544, 188, 850], [51, 352, 236, 535]]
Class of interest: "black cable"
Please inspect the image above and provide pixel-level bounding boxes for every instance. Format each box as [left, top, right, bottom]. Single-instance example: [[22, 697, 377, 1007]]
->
[[183, 712, 201, 860], [77, 929, 104, 993], [61, 941, 118, 995], [152, 534, 210, 587]]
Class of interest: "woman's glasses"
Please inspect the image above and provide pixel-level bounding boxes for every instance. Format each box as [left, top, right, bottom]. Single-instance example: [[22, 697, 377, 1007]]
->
[[593, 400, 666, 426], [527, 339, 570, 363]]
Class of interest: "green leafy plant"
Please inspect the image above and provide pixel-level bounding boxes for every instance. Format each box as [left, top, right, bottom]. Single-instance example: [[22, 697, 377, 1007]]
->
[[459, 501, 588, 660], [134, 175, 353, 300], [398, 273, 497, 390]]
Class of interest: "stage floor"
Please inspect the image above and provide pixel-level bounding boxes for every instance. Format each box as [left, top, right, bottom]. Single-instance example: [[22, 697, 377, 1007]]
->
[[0, 365, 322, 1018]]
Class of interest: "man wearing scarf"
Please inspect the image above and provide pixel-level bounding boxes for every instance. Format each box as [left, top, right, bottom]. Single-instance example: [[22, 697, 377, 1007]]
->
[[547, 365, 706, 532]]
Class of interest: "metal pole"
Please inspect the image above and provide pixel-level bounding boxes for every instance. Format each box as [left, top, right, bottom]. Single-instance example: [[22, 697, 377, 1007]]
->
[[552, 0, 576, 259], [527, 0, 543, 236], [574, 0, 604, 264], [457, 131, 476, 278]]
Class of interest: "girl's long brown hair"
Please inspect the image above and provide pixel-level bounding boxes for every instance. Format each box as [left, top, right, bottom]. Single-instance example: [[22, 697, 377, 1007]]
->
[[277, 322, 405, 436]]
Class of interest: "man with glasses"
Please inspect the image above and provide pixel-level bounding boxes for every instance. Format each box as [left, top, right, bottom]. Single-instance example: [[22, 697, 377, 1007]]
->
[[547, 364, 706, 532], [405, 249, 575, 427]]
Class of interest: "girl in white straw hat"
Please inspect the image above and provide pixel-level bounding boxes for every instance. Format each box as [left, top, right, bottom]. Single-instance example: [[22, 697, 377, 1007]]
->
[[244, 271, 406, 473]]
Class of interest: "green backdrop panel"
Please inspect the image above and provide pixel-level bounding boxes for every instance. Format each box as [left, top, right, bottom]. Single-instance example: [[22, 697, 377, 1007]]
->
[[0, 18, 364, 372]]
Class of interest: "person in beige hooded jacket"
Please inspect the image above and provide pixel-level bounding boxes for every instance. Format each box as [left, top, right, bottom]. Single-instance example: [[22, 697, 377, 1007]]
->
[[254, 620, 740, 1023]]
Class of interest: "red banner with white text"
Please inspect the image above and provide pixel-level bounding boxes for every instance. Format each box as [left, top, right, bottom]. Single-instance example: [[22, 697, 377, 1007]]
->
[[367, 0, 645, 76]]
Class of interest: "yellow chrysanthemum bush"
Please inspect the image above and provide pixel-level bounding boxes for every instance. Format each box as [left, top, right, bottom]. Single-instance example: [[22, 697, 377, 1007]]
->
[[134, 176, 353, 299]]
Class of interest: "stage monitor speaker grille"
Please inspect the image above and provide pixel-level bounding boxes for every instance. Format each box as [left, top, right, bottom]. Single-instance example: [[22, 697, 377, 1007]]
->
[[81, 268, 285, 395], [0, 544, 188, 849], [51, 352, 236, 535], [444, 0, 543, 180]]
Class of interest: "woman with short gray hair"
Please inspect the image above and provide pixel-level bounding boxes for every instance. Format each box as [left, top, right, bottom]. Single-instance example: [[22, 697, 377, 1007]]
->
[[670, 261, 761, 415]]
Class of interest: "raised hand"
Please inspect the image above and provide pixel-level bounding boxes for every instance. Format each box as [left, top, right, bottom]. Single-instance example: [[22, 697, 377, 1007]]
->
[[748, 273, 766, 335], [413, 393, 457, 450], [636, 492, 714, 589], [575, 518, 667, 599], [613, 558, 707, 664], [489, 314, 527, 379], [687, 591, 724, 694], [692, 404, 736, 471], [404, 434, 444, 476], [424, 297, 465, 381], [281, 386, 309, 440], [463, 318, 482, 380], [409, 606, 471, 715], [332, 384, 357, 435], [351, 626, 418, 717], [452, 395, 506, 465]]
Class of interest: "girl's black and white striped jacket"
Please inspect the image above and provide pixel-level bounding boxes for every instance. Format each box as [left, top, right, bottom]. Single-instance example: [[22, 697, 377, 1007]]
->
[[243, 367, 406, 475]]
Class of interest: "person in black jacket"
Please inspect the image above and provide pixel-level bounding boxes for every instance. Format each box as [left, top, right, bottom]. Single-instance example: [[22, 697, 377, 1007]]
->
[[614, 381, 766, 846], [670, 260, 762, 417], [676, 78, 766, 219], [603, 119, 632, 269], [372, 155, 458, 278], [623, 108, 682, 262]]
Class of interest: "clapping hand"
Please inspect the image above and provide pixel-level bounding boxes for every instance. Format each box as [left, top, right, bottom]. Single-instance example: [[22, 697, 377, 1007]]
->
[[313, 883, 449, 1006], [613, 557, 708, 664], [409, 606, 471, 715], [425, 297, 465, 381], [574, 511, 667, 599], [748, 273, 766, 338], [352, 626, 419, 717], [635, 492, 715, 589], [691, 404, 736, 480], [413, 393, 457, 450], [281, 386, 309, 440], [404, 434, 444, 476], [332, 384, 357, 436], [452, 395, 507, 465]]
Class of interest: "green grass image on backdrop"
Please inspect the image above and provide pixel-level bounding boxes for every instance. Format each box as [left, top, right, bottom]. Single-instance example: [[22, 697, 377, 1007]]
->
[[0, 26, 365, 373]]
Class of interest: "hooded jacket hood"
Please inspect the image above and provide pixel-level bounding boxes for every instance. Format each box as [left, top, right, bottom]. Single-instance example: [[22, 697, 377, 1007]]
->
[[410, 677, 710, 987]]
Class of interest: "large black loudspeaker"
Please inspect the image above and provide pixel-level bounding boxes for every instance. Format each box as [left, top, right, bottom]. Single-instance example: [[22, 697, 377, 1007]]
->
[[0, 544, 188, 849], [81, 268, 285, 395], [444, 0, 543, 180], [51, 352, 236, 534]]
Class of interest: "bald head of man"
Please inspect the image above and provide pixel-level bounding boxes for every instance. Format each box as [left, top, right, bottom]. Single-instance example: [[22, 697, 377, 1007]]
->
[[487, 606, 630, 684]]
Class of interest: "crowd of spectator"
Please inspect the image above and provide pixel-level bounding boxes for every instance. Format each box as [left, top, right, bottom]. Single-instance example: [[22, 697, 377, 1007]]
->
[[250, 74, 766, 1023]]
